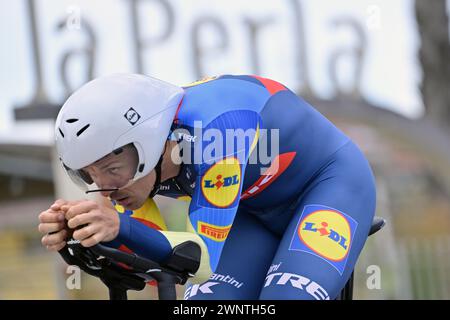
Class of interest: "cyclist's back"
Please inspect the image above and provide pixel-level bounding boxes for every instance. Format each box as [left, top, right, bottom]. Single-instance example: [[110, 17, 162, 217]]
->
[[178, 75, 350, 208], [159, 75, 376, 300]]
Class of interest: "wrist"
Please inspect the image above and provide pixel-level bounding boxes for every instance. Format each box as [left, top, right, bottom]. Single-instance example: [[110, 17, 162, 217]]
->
[[110, 210, 121, 241], [101, 209, 122, 243]]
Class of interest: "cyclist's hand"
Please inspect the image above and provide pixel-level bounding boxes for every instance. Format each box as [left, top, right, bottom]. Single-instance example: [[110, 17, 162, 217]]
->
[[63, 200, 120, 248], [38, 199, 71, 251]]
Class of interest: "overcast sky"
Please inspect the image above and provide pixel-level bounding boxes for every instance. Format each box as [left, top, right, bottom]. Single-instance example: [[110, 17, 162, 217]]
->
[[1, 0, 449, 144]]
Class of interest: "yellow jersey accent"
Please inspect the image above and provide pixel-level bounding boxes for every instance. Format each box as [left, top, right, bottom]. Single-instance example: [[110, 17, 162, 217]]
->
[[249, 122, 260, 154], [182, 76, 218, 88], [160, 215, 213, 284], [113, 198, 167, 231]]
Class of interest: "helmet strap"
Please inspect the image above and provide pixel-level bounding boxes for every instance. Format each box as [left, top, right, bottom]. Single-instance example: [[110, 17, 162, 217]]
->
[[149, 155, 163, 198], [149, 142, 168, 198]]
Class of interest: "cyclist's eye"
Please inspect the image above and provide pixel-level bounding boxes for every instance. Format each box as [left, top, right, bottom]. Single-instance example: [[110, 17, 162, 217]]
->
[[108, 167, 120, 175]]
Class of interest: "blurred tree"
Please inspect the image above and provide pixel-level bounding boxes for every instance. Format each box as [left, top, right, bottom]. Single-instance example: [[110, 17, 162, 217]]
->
[[415, 0, 450, 126]]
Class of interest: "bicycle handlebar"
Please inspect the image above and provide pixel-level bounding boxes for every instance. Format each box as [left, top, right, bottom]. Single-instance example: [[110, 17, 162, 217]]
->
[[89, 244, 164, 273], [58, 237, 202, 299]]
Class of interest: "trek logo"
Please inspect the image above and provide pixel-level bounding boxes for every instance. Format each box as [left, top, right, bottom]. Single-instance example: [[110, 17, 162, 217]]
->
[[198, 221, 231, 242], [177, 132, 197, 143], [201, 157, 241, 208], [264, 272, 330, 300], [289, 205, 358, 275], [203, 174, 239, 190], [124, 107, 141, 125], [184, 282, 220, 299]]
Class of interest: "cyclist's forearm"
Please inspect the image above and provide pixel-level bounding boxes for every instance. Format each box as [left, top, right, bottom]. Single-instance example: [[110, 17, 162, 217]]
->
[[114, 213, 173, 263], [105, 213, 212, 283]]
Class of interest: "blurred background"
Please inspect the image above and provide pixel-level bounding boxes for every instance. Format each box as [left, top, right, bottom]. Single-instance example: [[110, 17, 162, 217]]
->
[[1, 0, 449, 299]]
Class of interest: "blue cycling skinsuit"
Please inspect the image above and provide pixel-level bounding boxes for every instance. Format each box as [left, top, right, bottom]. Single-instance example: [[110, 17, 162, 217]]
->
[[106, 75, 376, 300]]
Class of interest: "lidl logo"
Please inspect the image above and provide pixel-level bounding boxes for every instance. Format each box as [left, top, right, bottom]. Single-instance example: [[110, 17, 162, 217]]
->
[[201, 157, 241, 208], [289, 205, 358, 274], [198, 221, 231, 242], [204, 174, 239, 190]]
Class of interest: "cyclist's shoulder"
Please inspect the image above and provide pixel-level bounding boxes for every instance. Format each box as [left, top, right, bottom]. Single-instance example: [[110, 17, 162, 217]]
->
[[181, 74, 271, 101], [177, 74, 270, 126]]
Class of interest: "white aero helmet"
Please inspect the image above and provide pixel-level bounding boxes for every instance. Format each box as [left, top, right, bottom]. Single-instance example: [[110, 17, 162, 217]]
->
[[55, 73, 184, 192]]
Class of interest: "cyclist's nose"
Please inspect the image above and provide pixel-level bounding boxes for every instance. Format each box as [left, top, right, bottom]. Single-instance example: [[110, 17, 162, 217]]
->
[[100, 190, 114, 197], [92, 176, 116, 196]]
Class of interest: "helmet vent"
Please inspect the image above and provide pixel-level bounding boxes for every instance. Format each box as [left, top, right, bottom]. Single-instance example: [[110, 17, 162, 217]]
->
[[58, 128, 64, 138], [66, 119, 79, 123], [76, 124, 90, 137]]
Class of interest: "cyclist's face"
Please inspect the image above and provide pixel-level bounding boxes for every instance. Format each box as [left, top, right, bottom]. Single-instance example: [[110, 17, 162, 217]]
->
[[81, 146, 156, 209], [83, 145, 139, 191], [108, 171, 156, 210]]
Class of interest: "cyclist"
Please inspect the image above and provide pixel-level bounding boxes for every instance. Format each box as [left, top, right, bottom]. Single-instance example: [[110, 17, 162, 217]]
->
[[38, 73, 376, 300]]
